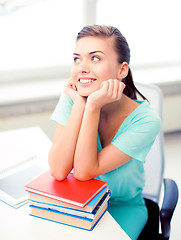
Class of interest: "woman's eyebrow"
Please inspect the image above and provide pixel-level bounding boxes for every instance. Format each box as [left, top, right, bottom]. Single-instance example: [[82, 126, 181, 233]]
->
[[89, 51, 105, 55], [73, 51, 105, 56]]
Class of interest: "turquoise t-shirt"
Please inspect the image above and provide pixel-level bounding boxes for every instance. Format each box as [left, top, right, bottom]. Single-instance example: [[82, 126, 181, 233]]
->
[[51, 92, 161, 239]]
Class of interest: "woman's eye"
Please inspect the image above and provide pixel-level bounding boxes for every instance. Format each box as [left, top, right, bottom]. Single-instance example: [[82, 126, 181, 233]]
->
[[92, 56, 100, 62], [74, 57, 80, 63]]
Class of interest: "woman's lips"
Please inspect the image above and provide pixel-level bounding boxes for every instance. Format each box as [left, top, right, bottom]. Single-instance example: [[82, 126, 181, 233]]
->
[[78, 78, 96, 86]]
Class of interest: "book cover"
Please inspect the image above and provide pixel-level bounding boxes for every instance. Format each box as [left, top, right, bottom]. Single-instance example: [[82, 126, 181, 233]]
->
[[28, 187, 108, 213], [25, 171, 107, 207], [30, 199, 108, 230], [29, 191, 110, 219]]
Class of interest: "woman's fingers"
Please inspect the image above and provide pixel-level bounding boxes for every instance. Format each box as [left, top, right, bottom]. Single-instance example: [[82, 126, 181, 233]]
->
[[64, 79, 78, 99], [107, 79, 114, 97], [112, 79, 119, 99], [118, 81, 126, 97], [106, 79, 125, 100], [101, 80, 109, 94], [87, 79, 126, 109], [71, 83, 77, 91], [64, 79, 86, 105]]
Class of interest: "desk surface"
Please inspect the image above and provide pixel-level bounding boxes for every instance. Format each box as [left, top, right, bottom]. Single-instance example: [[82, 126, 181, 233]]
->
[[0, 127, 130, 240], [0, 201, 130, 240]]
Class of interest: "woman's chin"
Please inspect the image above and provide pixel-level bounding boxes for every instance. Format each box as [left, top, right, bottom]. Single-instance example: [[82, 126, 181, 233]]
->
[[77, 84, 100, 97], [77, 89, 93, 98]]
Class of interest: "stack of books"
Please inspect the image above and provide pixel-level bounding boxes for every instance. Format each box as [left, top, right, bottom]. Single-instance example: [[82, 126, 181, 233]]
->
[[25, 170, 110, 231]]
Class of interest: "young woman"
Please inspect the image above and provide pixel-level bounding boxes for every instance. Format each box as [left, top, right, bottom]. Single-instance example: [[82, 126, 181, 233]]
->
[[48, 25, 161, 239]]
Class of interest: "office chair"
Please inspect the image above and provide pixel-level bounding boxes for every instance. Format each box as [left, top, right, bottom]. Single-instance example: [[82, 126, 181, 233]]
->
[[134, 82, 179, 240]]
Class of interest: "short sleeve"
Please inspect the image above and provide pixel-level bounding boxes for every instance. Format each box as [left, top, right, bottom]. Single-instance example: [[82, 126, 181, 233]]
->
[[50, 92, 73, 125], [112, 108, 161, 163]]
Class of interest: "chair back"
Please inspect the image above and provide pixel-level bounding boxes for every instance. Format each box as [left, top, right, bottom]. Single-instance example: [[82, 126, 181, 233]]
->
[[135, 82, 165, 203]]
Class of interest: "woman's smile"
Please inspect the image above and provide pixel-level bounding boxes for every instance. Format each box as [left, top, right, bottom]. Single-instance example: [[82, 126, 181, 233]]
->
[[78, 77, 97, 87]]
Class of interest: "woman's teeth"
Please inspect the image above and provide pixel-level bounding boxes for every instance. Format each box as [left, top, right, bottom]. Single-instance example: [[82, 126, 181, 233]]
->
[[79, 79, 95, 83]]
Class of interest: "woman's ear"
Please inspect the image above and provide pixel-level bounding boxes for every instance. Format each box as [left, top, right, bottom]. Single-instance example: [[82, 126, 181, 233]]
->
[[117, 62, 129, 80]]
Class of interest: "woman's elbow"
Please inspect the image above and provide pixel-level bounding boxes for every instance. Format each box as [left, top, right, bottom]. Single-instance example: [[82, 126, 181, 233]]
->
[[48, 154, 68, 181], [49, 168, 68, 181], [73, 169, 93, 181]]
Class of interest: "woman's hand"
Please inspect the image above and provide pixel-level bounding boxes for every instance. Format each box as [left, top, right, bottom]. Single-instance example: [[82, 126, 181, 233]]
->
[[64, 79, 86, 105], [87, 79, 125, 109]]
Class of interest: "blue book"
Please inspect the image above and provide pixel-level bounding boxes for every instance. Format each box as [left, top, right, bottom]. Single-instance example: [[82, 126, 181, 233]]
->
[[29, 193, 109, 231], [28, 187, 108, 213], [29, 191, 110, 219]]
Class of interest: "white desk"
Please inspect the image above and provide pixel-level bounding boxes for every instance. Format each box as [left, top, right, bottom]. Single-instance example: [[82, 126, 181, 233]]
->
[[0, 202, 130, 240], [0, 127, 131, 240]]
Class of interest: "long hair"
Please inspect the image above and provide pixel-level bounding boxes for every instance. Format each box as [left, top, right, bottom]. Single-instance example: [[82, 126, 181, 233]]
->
[[76, 25, 147, 100]]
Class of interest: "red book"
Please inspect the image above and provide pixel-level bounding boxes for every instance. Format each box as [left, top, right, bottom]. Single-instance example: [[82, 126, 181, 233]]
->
[[25, 171, 107, 208]]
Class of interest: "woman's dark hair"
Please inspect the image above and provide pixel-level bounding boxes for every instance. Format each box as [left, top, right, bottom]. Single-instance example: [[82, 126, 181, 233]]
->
[[76, 25, 147, 100]]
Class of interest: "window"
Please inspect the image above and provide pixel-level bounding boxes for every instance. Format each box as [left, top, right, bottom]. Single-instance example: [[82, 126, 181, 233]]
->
[[96, 0, 181, 67], [0, 0, 180, 113], [0, 0, 84, 81]]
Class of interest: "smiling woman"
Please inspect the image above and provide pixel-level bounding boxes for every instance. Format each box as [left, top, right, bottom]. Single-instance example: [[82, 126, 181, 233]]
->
[[48, 25, 161, 239]]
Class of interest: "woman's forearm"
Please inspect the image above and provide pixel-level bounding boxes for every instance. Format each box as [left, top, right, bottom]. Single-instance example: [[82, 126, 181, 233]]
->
[[48, 102, 85, 181], [73, 104, 101, 180]]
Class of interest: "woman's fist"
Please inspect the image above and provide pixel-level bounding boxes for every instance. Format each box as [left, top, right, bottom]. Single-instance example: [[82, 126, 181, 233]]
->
[[87, 79, 125, 109]]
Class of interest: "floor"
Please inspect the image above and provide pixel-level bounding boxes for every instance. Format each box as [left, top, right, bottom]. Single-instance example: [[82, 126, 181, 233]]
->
[[163, 131, 181, 240]]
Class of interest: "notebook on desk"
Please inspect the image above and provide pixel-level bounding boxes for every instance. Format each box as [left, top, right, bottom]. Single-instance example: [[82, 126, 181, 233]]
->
[[0, 129, 45, 208], [0, 165, 45, 208]]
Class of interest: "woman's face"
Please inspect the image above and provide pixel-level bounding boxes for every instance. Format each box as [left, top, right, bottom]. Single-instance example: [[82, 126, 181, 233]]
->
[[71, 36, 122, 97]]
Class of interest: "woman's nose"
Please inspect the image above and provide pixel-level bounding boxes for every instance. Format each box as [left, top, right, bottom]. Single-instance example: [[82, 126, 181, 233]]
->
[[81, 69, 89, 74], [79, 60, 90, 74]]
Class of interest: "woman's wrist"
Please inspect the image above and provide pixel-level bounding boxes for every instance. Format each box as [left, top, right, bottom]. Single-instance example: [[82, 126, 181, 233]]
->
[[85, 101, 101, 114], [73, 98, 86, 110]]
